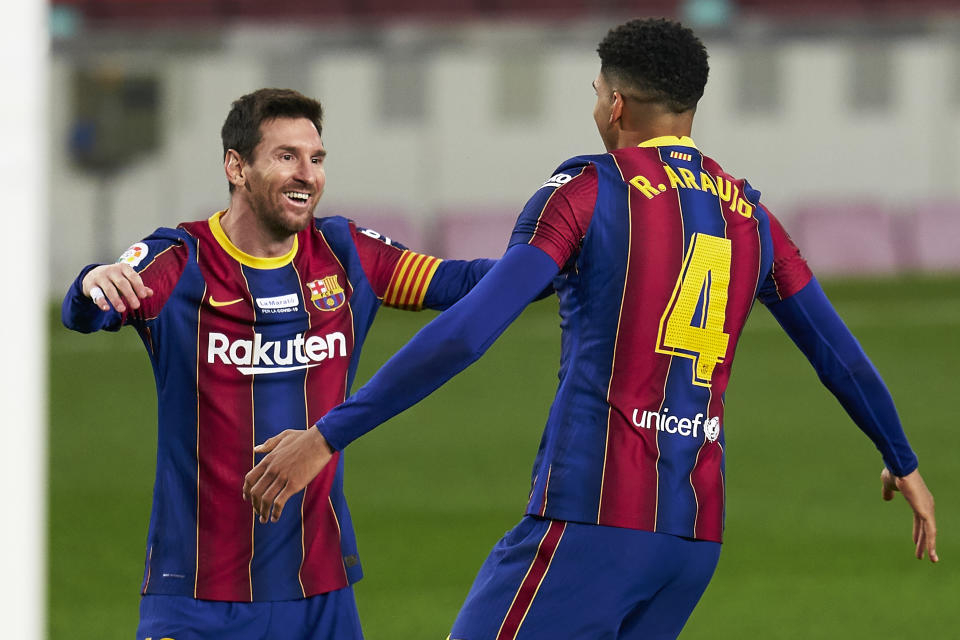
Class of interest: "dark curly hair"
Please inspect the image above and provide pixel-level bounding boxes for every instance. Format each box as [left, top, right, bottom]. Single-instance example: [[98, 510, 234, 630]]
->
[[597, 18, 708, 113], [221, 88, 323, 190]]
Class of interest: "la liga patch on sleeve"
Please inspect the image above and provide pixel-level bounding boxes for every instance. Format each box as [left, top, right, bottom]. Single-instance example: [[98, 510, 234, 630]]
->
[[117, 242, 149, 267]]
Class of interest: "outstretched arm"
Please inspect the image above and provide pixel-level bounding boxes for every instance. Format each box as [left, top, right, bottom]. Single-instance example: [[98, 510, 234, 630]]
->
[[349, 222, 500, 312], [422, 258, 497, 310], [767, 277, 937, 562], [423, 258, 554, 309], [881, 468, 938, 562], [242, 243, 560, 522]]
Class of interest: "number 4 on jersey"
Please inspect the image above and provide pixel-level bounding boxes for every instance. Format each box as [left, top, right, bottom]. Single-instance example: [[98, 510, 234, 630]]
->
[[656, 233, 732, 387]]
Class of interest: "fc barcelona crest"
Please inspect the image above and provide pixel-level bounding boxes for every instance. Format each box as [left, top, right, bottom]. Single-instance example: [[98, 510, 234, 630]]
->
[[307, 275, 346, 312]]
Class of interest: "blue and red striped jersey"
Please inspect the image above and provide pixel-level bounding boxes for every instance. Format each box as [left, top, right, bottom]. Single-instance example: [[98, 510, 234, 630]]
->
[[313, 135, 915, 546], [62, 211, 490, 601], [511, 136, 813, 543]]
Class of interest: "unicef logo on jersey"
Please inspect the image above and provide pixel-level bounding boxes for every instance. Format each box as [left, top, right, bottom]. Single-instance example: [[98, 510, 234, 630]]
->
[[703, 417, 720, 443], [631, 407, 722, 443]]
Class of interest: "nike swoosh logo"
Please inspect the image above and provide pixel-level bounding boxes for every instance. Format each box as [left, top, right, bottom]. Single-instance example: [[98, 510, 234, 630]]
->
[[209, 296, 244, 308]]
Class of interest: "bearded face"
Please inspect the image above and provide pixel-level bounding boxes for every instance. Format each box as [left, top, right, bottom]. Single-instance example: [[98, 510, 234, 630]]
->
[[237, 117, 327, 240]]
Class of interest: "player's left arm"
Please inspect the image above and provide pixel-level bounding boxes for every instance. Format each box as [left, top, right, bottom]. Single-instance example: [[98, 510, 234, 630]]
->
[[350, 224, 496, 311], [758, 207, 938, 564], [765, 278, 937, 562], [767, 278, 917, 474]]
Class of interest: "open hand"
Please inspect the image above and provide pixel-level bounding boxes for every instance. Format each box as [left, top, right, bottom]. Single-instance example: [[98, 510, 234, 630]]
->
[[881, 467, 938, 563], [242, 427, 334, 523]]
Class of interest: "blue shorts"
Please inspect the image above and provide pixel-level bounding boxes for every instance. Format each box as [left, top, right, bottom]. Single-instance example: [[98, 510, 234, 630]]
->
[[448, 516, 721, 640], [137, 586, 363, 640]]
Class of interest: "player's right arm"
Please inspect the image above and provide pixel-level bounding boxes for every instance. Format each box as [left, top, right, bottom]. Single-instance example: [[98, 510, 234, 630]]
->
[[81, 263, 153, 315], [62, 234, 186, 334]]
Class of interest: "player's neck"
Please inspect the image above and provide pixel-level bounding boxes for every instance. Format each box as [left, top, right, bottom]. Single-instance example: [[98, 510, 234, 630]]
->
[[219, 204, 296, 258], [614, 106, 694, 149]]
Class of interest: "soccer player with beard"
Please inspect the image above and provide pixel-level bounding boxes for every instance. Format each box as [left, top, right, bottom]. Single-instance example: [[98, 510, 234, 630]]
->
[[244, 20, 938, 640], [62, 88, 497, 640]]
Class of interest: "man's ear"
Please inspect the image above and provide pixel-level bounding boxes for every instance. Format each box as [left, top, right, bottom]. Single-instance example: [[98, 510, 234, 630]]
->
[[224, 149, 245, 189], [610, 90, 625, 125]]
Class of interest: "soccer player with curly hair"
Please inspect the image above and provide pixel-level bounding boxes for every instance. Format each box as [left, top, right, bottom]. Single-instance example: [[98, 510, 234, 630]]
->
[[246, 20, 938, 639]]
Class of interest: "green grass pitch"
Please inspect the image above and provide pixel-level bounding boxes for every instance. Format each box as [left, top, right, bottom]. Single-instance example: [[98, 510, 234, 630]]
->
[[48, 276, 959, 638]]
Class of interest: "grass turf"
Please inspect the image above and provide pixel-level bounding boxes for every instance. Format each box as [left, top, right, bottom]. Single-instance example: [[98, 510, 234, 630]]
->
[[48, 275, 959, 638]]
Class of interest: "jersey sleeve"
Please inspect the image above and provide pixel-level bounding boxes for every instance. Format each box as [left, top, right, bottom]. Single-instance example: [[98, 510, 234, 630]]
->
[[757, 208, 813, 305], [766, 277, 918, 476], [509, 162, 598, 269], [351, 222, 444, 311], [421, 258, 496, 311], [61, 231, 188, 333], [351, 221, 497, 311]]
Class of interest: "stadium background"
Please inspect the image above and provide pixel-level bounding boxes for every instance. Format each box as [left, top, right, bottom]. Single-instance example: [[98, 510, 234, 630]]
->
[[48, 1, 958, 638]]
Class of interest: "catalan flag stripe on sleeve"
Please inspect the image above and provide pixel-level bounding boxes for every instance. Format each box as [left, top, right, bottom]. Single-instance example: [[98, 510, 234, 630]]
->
[[384, 251, 442, 310]]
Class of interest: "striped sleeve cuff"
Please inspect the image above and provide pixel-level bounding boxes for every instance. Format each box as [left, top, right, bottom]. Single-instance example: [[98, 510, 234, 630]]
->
[[383, 251, 442, 310]]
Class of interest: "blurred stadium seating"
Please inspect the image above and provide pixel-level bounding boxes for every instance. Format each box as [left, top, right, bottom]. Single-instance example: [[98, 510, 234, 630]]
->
[[903, 200, 960, 272], [50, 0, 960, 24], [51, 0, 680, 24], [47, 0, 960, 288], [435, 209, 517, 259], [787, 200, 960, 275], [736, 0, 960, 18], [788, 200, 901, 275]]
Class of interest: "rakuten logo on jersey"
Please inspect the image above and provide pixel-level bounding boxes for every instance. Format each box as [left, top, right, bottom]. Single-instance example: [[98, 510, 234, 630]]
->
[[631, 408, 721, 442], [207, 331, 346, 376]]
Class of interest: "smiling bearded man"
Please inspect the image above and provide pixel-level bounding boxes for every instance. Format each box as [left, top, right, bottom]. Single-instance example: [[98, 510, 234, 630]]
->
[[61, 88, 497, 640]]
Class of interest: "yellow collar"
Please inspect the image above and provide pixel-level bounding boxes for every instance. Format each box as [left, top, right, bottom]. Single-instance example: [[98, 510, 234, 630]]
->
[[638, 135, 697, 149], [208, 210, 298, 269]]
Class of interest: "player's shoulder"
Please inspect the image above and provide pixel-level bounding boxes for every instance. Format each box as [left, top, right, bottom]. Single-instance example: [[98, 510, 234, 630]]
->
[[535, 154, 603, 198], [116, 226, 192, 272], [546, 153, 604, 180], [311, 214, 411, 254], [312, 214, 350, 233], [309, 214, 354, 247], [698, 152, 764, 207]]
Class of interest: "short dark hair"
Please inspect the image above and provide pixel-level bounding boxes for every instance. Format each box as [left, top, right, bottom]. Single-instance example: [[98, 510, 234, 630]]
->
[[597, 18, 708, 113], [221, 88, 323, 163]]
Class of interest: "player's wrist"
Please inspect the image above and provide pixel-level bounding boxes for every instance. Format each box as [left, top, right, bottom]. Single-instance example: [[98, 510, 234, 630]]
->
[[311, 421, 337, 453]]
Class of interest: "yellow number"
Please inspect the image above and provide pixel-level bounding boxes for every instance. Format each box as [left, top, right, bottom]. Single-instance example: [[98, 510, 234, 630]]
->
[[656, 233, 732, 387]]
